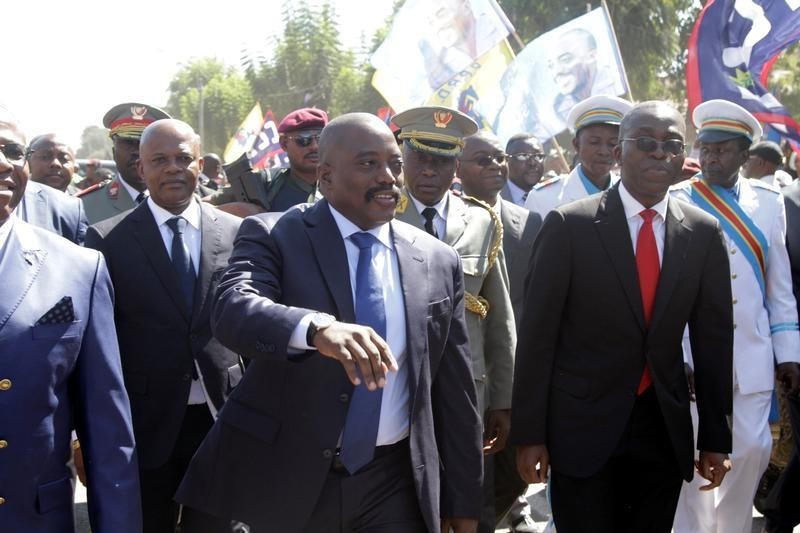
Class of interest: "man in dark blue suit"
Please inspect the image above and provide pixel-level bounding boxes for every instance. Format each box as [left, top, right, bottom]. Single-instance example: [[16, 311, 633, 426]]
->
[[0, 109, 140, 531], [176, 113, 483, 532]]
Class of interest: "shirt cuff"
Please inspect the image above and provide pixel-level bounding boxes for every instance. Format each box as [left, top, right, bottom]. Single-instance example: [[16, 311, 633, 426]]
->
[[288, 313, 315, 352]]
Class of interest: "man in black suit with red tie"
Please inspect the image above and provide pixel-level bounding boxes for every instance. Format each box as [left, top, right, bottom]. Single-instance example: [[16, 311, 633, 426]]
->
[[510, 101, 735, 532]]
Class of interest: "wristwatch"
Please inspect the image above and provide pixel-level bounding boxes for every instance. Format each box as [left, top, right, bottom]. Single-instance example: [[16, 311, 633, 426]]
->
[[306, 313, 336, 347]]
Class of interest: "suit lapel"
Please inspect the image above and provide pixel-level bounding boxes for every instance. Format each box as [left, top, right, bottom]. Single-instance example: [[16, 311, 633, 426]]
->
[[650, 198, 691, 330], [392, 222, 427, 394], [443, 193, 466, 245], [129, 203, 191, 322], [0, 222, 46, 333], [305, 201, 356, 322], [191, 203, 223, 326], [594, 186, 646, 331]]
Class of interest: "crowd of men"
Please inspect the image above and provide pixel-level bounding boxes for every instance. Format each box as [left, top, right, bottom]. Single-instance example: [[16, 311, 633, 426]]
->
[[1, 92, 799, 533]]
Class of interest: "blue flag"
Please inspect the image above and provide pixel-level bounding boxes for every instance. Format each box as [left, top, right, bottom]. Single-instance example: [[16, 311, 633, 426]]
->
[[687, 0, 800, 143]]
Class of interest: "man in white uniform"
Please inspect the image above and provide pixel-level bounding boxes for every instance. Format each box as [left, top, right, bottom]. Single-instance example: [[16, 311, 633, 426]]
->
[[525, 95, 632, 218], [671, 99, 800, 533]]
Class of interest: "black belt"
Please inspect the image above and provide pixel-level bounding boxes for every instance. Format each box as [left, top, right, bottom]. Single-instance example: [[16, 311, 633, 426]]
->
[[331, 438, 409, 473]]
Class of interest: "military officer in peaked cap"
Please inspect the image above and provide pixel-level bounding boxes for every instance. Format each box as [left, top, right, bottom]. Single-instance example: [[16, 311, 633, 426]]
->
[[392, 106, 516, 532], [525, 95, 633, 218], [672, 99, 800, 533], [78, 102, 171, 224]]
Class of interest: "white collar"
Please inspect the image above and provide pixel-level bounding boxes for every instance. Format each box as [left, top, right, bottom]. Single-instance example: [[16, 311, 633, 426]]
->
[[328, 204, 393, 250], [147, 197, 202, 230], [117, 173, 146, 201], [618, 181, 669, 222], [408, 191, 448, 220]]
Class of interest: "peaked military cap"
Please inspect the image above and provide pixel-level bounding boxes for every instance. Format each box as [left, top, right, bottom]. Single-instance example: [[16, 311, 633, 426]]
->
[[103, 102, 171, 140], [692, 99, 762, 144], [566, 95, 633, 133], [392, 106, 478, 158]]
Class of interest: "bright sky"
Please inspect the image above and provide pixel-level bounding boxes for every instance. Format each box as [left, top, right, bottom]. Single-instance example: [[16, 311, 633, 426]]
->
[[3, 0, 394, 150]]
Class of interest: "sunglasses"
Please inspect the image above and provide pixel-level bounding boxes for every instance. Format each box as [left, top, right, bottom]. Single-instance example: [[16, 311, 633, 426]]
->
[[622, 137, 684, 156], [287, 133, 320, 147], [0, 143, 26, 162], [509, 152, 546, 163], [466, 153, 507, 167]]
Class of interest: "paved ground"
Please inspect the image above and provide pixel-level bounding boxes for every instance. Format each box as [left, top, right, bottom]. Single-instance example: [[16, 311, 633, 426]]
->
[[74, 482, 797, 532]]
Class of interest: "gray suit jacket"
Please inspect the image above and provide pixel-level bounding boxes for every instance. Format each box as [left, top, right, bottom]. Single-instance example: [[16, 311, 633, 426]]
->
[[175, 200, 483, 532], [396, 191, 516, 412], [16, 181, 88, 245], [498, 199, 541, 323]]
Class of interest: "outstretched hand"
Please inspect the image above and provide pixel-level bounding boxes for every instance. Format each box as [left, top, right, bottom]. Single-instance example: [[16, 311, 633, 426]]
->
[[312, 321, 397, 390]]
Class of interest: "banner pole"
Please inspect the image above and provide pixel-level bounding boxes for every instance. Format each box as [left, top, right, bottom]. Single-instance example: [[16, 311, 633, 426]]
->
[[601, 0, 634, 101]]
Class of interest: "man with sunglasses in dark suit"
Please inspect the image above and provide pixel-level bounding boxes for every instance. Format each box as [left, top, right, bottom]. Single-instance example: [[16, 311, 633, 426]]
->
[[209, 107, 327, 214], [511, 101, 734, 532]]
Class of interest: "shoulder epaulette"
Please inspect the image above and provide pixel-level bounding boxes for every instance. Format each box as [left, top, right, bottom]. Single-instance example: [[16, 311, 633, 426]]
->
[[669, 177, 696, 191], [749, 178, 780, 194], [533, 175, 563, 190], [75, 181, 105, 198], [460, 194, 493, 212]]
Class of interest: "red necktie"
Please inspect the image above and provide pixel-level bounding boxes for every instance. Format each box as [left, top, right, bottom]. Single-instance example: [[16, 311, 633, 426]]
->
[[636, 209, 659, 394]]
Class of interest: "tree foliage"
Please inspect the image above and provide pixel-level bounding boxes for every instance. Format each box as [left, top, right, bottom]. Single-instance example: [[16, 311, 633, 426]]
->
[[165, 58, 255, 155], [76, 125, 112, 160]]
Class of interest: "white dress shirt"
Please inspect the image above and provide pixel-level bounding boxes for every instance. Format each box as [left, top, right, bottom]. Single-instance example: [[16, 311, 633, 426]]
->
[[505, 180, 529, 207], [618, 181, 668, 264], [119, 174, 147, 203], [289, 206, 410, 446], [409, 193, 448, 240], [147, 198, 212, 411]]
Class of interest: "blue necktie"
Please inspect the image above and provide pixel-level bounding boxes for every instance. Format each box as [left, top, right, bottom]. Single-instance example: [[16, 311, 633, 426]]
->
[[166, 216, 196, 313], [339, 232, 386, 474]]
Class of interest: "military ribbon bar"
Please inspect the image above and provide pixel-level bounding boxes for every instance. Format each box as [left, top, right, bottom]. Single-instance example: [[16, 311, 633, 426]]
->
[[690, 178, 769, 298]]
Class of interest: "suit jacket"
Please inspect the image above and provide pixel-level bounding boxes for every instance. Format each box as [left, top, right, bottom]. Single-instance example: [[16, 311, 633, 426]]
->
[[79, 176, 137, 225], [174, 200, 483, 532], [783, 180, 800, 318], [85, 200, 245, 469], [396, 191, 516, 412], [16, 180, 88, 245], [510, 185, 734, 481], [672, 177, 800, 394], [0, 220, 140, 532], [498, 199, 541, 323]]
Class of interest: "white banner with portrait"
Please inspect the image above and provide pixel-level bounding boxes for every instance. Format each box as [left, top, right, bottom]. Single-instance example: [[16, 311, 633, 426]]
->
[[371, 0, 514, 112], [492, 7, 629, 141]]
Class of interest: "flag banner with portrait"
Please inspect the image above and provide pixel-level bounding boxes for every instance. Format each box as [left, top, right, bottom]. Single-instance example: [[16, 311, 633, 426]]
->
[[492, 6, 629, 142], [223, 103, 264, 164], [370, 0, 514, 113], [425, 40, 516, 131], [687, 0, 800, 143], [248, 109, 289, 170]]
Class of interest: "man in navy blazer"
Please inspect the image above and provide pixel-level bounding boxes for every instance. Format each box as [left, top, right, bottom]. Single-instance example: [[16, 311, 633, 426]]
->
[[16, 168, 88, 245], [176, 113, 483, 532], [0, 109, 140, 531]]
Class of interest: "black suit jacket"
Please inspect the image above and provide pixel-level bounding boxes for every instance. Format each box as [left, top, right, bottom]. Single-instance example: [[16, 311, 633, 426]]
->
[[85, 200, 244, 469], [782, 181, 800, 317], [498, 199, 541, 323], [17, 180, 88, 245], [175, 200, 483, 532], [510, 185, 733, 481]]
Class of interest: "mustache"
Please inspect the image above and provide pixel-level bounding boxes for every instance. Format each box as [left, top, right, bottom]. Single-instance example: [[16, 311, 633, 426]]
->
[[365, 185, 399, 200]]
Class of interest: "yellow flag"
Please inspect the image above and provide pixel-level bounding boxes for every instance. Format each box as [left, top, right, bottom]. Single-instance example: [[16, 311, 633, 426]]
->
[[223, 103, 263, 163]]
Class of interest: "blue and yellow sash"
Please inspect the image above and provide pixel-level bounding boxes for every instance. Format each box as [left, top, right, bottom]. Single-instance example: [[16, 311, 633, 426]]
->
[[690, 178, 768, 297]]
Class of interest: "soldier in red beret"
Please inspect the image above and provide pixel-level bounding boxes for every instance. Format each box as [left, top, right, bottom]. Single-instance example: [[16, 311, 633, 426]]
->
[[208, 107, 329, 214]]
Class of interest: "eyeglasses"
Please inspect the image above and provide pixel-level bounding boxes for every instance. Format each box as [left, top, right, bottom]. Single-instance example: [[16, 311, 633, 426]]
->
[[509, 152, 546, 163], [0, 143, 26, 163], [465, 153, 507, 167], [622, 137, 684, 156], [286, 133, 320, 147]]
